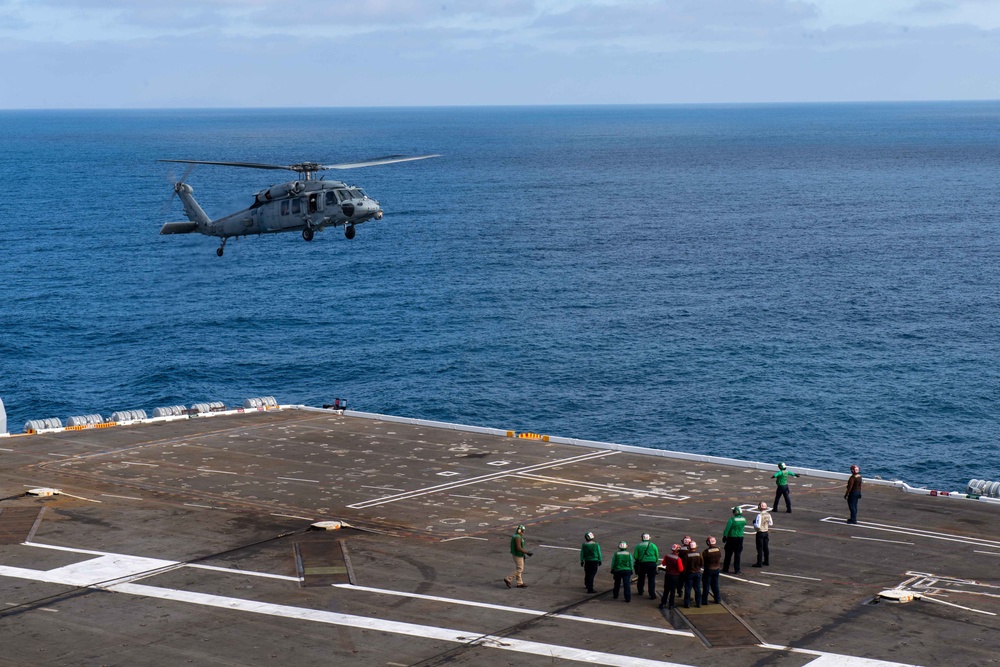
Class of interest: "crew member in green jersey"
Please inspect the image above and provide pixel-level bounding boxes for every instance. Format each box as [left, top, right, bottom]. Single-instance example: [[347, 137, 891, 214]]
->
[[504, 524, 532, 588], [580, 532, 602, 593], [722, 507, 747, 574], [610, 541, 634, 602], [633, 533, 660, 600], [772, 462, 799, 513]]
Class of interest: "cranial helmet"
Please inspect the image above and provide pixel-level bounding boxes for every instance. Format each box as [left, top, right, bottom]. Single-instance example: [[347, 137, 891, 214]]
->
[[733, 506, 743, 515], [641, 533, 651, 542], [688, 541, 698, 549], [516, 524, 526, 533], [759, 502, 768, 510], [585, 532, 595, 541], [618, 541, 628, 550], [851, 465, 860, 473], [682, 536, 692, 545], [707, 536, 717, 546], [778, 462, 787, 470], [671, 543, 681, 551]]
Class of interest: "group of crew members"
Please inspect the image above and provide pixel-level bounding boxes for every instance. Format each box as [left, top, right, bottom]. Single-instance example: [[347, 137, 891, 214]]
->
[[504, 463, 864, 604], [581, 527, 728, 608]]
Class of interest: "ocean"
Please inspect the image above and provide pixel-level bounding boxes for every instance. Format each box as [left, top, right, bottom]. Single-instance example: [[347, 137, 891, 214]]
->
[[1, 103, 998, 491]]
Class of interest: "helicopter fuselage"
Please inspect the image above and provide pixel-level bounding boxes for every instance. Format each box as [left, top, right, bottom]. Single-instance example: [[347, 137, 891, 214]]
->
[[209, 179, 381, 239]]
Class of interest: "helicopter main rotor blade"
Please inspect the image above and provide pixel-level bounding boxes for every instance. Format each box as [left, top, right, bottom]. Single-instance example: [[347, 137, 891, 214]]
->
[[318, 154, 441, 170], [159, 155, 441, 176], [159, 159, 291, 171]]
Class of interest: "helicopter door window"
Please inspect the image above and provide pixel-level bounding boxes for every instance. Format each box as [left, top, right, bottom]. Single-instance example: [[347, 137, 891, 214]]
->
[[325, 191, 337, 207], [291, 198, 301, 215], [308, 193, 318, 214], [281, 201, 289, 216]]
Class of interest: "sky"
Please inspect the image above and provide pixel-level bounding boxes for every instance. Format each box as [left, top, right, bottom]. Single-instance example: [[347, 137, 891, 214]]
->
[[1, 0, 998, 108]]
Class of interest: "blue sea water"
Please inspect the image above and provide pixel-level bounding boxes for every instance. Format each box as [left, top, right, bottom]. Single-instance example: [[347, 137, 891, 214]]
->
[[1, 103, 999, 491]]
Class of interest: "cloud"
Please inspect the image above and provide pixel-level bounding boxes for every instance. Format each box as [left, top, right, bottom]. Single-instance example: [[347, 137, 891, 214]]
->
[[2, 0, 999, 107]]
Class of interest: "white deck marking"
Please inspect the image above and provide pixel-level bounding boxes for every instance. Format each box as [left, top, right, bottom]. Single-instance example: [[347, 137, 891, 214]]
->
[[720, 573, 771, 587], [851, 536, 915, 546], [517, 473, 689, 501], [59, 492, 101, 503], [0, 542, 923, 667], [821, 518, 1000, 549], [973, 550, 1000, 556], [448, 494, 493, 500], [771, 528, 797, 532], [277, 477, 320, 483], [183, 503, 218, 509], [123, 461, 159, 467], [639, 514, 690, 521], [440, 536, 488, 542], [271, 513, 314, 520], [197, 468, 238, 475], [539, 545, 578, 551], [335, 584, 693, 637], [348, 450, 619, 509], [101, 494, 142, 500], [186, 563, 300, 582], [113, 583, 699, 667], [919, 594, 997, 616], [0, 447, 14, 452], [765, 646, 917, 667], [760, 572, 822, 582]]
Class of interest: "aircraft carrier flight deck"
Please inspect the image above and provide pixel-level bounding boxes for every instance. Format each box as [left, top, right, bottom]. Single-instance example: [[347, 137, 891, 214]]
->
[[0, 404, 997, 666]]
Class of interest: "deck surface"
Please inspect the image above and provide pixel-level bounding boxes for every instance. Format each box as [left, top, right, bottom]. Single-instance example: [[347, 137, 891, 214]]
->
[[0, 408, 996, 666]]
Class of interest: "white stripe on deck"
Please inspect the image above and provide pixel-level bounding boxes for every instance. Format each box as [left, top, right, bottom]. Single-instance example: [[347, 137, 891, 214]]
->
[[0, 542, 921, 667], [821, 518, 1000, 549], [347, 450, 619, 509], [336, 584, 693, 637]]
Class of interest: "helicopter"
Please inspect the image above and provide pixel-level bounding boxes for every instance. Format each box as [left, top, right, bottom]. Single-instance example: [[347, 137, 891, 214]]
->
[[159, 154, 439, 256]]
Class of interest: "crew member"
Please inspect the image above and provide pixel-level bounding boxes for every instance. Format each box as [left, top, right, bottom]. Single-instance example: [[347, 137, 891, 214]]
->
[[658, 544, 685, 609], [580, 532, 602, 594], [610, 541, 634, 602], [633, 533, 660, 600], [752, 501, 773, 567], [504, 524, 532, 588], [676, 535, 692, 599], [772, 462, 798, 513], [722, 507, 746, 574], [845, 465, 863, 524], [701, 536, 722, 604], [683, 541, 703, 608]]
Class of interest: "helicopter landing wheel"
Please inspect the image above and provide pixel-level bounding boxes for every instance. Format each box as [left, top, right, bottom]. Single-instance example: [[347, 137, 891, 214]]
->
[[345, 225, 356, 240], [216, 247, 224, 257], [216, 237, 228, 257], [302, 228, 314, 242]]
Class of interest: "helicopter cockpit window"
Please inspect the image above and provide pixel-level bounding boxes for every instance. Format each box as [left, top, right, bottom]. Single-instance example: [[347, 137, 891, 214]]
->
[[336, 189, 350, 202], [349, 189, 364, 199], [281, 200, 289, 216]]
